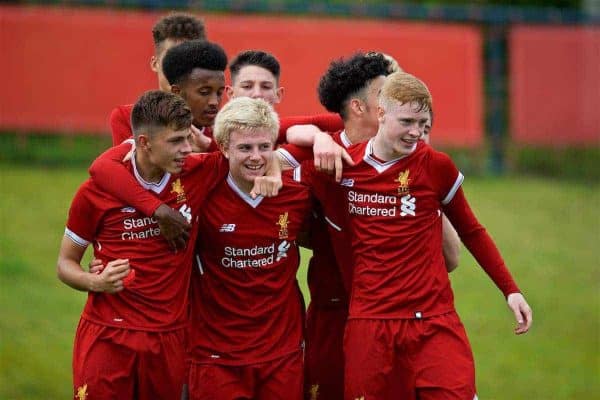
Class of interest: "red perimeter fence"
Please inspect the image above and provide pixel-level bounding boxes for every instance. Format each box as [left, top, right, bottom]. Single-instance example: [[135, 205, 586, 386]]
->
[[1, 5, 598, 147]]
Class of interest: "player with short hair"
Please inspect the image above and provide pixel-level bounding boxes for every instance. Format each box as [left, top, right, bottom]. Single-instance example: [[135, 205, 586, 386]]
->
[[327, 71, 532, 399], [186, 97, 313, 400], [57, 90, 232, 399], [226, 49, 345, 143], [111, 12, 207, 146]]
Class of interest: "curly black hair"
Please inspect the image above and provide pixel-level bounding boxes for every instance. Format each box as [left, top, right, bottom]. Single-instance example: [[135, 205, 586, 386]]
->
[[162, 40, 228, 86], [229, 50, 281, 83], [152, 13, 206, 48], [318, 52, 391, 119]]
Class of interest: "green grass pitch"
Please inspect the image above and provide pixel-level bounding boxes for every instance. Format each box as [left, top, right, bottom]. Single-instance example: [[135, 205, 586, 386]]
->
[[1, 165, 598, 399]]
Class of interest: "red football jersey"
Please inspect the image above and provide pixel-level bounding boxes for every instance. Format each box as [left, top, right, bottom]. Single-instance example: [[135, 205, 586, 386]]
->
[[188, 172, 312, 365], [109, 104, 134, 146], [65, 152, 229, 330], [321, 139, 520, 319], [303, 130, 355, 306]]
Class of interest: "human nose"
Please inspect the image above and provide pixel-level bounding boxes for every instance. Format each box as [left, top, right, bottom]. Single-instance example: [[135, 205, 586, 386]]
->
[[409, 124, 421, 138], [181, 137, 193, 154], [250, 85, 262, 99], [249, 147, 261, 159]]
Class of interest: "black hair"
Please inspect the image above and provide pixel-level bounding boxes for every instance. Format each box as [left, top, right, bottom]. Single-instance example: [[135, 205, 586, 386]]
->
[[162, 40, 228, 86], [229, 50, 281, 82], [152, 13, 206, 48], [318, 52, 391, 119]]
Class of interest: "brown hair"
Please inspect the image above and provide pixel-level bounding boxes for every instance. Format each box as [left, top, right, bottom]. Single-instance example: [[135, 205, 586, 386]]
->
[[152, 13, 206, 50], [131, 90, 192, 139]]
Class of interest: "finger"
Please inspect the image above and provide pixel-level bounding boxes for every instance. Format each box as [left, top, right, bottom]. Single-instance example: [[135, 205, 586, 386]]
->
[[326, 153, 335, 174], [334, 153, 343, 182], [175, 236, 187, 251], [342, 149, 354, 166], [314, 155, 322, 172]]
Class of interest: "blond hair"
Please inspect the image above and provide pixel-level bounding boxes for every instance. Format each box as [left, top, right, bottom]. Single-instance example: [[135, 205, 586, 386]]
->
[[213, 97, 280, 149], [379, 71, 432, 113]]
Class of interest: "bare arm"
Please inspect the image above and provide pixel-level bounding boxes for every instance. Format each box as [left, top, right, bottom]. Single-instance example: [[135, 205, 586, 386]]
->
[[442, 214, 460, 272], [280, 126, 353, 181], [57, 235, 130, 293]]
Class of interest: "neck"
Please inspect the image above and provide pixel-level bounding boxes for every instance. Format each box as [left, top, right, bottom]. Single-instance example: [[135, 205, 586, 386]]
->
[[371, 134, 395, 162], [134, 151, 165, 183], [344, 118, 378, 145], [230, 174, 254, 195]]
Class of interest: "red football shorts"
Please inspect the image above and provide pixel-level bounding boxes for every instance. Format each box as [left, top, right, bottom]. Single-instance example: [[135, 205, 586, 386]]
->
[[188, 350, 303, 400], [344, 312, 477, 400], [304, 303, 348, 400], [72, 318, 187, 400]]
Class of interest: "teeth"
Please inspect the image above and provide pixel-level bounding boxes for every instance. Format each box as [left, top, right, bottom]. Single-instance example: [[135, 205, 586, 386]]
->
[[246, 165, 262, 170]]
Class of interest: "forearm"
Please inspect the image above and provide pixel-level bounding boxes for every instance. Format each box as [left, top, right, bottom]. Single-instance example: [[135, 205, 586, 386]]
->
[[56, 236, 95, 292], [88, 143, 162, 216], [444, 188, 520, 297]]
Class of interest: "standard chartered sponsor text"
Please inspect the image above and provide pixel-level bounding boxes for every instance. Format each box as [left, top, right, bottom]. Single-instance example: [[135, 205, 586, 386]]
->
[[348, 190, 397, 217], [222, 244, 276, 268], [122, 217, 161, 240]]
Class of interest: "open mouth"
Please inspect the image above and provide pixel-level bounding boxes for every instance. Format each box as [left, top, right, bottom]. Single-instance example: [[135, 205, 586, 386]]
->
[[245, 164, 263, 171]]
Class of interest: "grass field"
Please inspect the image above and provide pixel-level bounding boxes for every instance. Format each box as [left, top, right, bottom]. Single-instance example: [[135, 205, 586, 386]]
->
[[1, 164, 598, 399]]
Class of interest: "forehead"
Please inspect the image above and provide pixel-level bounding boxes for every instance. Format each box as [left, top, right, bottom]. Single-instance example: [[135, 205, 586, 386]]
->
[[156, 38, 184, 58], [387, 101, 429, 118], [229, 128, 276, 144], [233, 65, 277, 85], [183, 69, 225, 87]]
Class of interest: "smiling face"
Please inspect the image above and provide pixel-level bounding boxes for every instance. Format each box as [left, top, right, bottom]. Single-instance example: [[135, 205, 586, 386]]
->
[[227, 65, 283, 105], [374, 100, 428, 160], [172, 68, 225, 127], [222, 128, 275, 194], [137, 126, 193, 182]]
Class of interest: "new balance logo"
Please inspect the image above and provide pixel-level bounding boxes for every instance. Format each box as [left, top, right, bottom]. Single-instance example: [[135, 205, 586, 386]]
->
[[340, 178, 354, 187], [400, 194, 416, 217], [220, 224, 236, 232], [276, 240, 291, 262], [120, 207, 136, 213], [178, 204, 192, 223]]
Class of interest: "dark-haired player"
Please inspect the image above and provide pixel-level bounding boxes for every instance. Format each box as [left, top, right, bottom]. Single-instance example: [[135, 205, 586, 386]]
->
[[111, 13, 207, 146], [227, 50, 344, 145], [57, 90, 230, 399], [162, 39, 227, 152]]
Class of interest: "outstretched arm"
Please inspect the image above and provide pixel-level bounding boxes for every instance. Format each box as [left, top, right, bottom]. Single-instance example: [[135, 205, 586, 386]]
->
[[443, 187, 532, 334], [88, 143, 191, 250], [280, 126, 353, 181]]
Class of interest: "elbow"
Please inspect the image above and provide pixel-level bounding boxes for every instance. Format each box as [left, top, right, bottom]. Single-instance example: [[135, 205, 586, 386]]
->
[[444, 250, 460, 273]]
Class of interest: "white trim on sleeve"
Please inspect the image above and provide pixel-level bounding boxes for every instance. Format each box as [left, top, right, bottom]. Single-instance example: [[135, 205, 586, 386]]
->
[[276, 148, 300, 169], [442, 172, 464, 205], [293, 166, 302, 182], [64, 227, 90, 248]]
